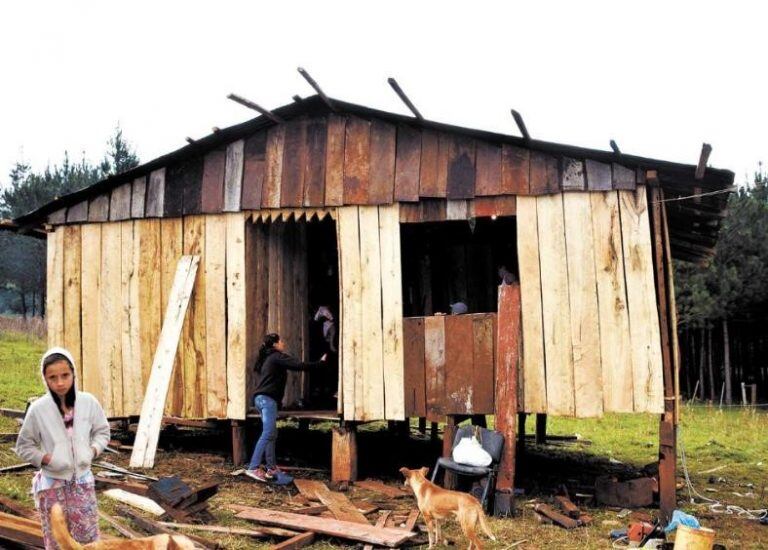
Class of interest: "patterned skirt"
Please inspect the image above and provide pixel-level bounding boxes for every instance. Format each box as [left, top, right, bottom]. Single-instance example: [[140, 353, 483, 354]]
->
[[36, 480, 99, 550]]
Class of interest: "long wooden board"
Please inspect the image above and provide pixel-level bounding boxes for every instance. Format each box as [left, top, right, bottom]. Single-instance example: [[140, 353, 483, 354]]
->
[[293, 479, 369, 524], [130, 255, 200, 468], [46, 227, 65, 348], [120, 221, 140, 415], [160, 218, 184, 416], [223, 139, 245, 212], [80, 224, 101, 395], [204, 215, 228, 417], [516, 196, 547, 412], [182, 216, 206, 418], [136, 220, 162, 397], [226, 213, 248, 419], [62, 225, 82, 379], [402, 317, 426, 417], [100, 222, 122, 416]]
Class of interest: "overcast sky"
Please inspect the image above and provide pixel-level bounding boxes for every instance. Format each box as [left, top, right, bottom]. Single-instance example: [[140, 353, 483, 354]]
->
[[1, 2, 765, 188]]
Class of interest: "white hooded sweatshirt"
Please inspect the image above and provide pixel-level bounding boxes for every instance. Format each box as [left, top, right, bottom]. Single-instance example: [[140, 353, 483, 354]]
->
[[15, 347, 110, 481]]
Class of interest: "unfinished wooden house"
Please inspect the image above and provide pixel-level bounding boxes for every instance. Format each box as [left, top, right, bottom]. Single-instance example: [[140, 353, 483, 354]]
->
[[16, 94, 733, 517]]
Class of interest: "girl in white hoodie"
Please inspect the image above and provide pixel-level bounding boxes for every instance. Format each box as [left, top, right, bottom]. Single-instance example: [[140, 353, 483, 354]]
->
[[15, 347, 110, 549]]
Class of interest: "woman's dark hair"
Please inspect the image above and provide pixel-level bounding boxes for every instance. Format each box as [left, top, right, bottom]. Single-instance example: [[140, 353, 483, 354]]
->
[[42, 353, 76, 411], [255, 333, 280, 373]]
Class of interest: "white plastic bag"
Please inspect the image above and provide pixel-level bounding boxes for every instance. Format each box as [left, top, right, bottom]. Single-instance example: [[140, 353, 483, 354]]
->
[[452, 435, 492, 467]]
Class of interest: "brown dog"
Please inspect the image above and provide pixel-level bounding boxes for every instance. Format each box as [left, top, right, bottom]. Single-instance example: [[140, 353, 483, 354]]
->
[[50, 503, 197, 550], [400, 466, 495, 550]]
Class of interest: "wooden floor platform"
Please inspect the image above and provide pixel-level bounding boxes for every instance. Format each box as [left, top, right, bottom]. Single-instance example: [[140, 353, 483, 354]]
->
[[246, 409, 340, 421]]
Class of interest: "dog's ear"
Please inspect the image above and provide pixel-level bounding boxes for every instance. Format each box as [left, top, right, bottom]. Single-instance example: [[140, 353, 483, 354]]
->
[[419, 466, 429, 477], [399, 466, 411, 478]]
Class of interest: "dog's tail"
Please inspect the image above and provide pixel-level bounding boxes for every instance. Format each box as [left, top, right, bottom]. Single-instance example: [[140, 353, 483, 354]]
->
[[50, 503, 84, 550], [477, 508, 496, 541]]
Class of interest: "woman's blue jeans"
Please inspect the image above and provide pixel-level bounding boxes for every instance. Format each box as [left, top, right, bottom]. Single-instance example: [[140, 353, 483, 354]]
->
[[248, 394, 278, 470]]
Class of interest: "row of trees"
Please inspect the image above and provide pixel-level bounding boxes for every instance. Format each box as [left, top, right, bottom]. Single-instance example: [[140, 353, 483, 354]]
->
[[0, 128, 139, 316], [675, 170, 768, 405]]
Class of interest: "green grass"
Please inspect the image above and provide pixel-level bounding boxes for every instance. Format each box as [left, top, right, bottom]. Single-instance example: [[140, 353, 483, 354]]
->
[[0, 330, 46, 410]]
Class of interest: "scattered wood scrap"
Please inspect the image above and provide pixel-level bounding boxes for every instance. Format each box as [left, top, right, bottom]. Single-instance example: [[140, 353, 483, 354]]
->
[[554, 495, 580, 519], [235, 506, 416, 547], [98, 510, 142, 539], [104, 489, 165, 516], [0, 496, 39, 521], [0, 433, 18, 443], [159, 521, 299, 538], [533, 504, 580, 529], [270, 531, 315, 550], [293, 479, 369, 524], [147, 476, 218, 521], [0, 510, 44, 548], [401, 509, 420, 531], [119, 507, 217, 550], [95, 475, 150, 496], [364, 511, 392, 550], [0, 462, 32, 474], [355, 480, 410, 498]]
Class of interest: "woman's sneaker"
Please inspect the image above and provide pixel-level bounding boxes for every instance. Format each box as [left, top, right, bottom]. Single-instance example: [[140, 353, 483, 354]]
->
[[265, 467, 282, 480], [244, 468, 269, 483]]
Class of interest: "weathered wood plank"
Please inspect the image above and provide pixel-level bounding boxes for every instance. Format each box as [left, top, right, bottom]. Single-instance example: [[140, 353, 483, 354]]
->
[[369, 120, 397, 204], [204, 215, 228, 417], [563, 193, 603, 417], [501, 145, 530, 195], [586, 160, 612, 191], [160, 218, 184, 416], [434, 133, 453, 198], [618, 187, 664, 413], [88, 194, 110, 222], [281, 121, 307, 208], [201, 149, 226, 214], [424, 315, 446, 418], [179, 157, 205, 216], [530, 152, 559, 194], [66, 201, 88, 223], [131, 177, 147, 218], [136, 219, 162, 399], [402, 317, 426, 417], [182, 216, 206, 418], [62, 225, 82, 380], [473, 196, 516, 218], [242, 132, 268, 210], [343, 117, 371, 205], [80, 224, 101, 394], [223, 139, 245, 212], [303, 118, 327, 207], [226, 213, 248, 419], [496, 284, 520, 494], [100, 222, 122, 416], [120, 221, 141, 415], [418, 130, 440, 198], [475, 141, 502, 196], [444, 314, 474, 414], [612, 163, 636, 190], [590, 192, 633, 412], [48, 207, 67, 225], [561, 158, 585, 191], [516, 196, 547, 413], [379, 204, 404, 420], [394, 124, 421, 202], [472, 314, 495, 414], [446, 136, 475, 199], [145, 168, 166, 218], [262, 126, 285, 208], [536, 194, 575, 416], [324, 115, 346, 206], [110, 183, 132, 221]]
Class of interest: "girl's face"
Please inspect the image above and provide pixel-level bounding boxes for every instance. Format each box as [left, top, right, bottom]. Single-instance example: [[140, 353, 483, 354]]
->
[[44, 360, 74, 398], [274, 339, 286, 352]]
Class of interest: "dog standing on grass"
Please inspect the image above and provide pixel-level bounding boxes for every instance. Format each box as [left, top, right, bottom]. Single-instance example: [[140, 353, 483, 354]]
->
[[50, 503, 196, 550], [400, 467, 495, 550]]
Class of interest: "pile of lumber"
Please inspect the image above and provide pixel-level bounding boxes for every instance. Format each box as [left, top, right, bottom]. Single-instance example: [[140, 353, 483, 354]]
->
[[534, 494, 593, 529]]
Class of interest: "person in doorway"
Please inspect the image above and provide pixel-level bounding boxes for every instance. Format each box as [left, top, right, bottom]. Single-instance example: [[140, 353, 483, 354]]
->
[[245, 333, 327, 483], [498, 265, 517, 285], [313, 306, 337, 354], [15, 347, 110, 549]]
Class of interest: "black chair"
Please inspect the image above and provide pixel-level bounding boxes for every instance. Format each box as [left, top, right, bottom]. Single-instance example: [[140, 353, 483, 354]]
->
[[431, 425, 505, 513]]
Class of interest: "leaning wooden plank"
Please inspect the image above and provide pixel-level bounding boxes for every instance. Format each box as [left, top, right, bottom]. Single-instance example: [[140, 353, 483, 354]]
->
[[130, 255, 200, 468], [516, 196, 547, 413], [536, 194, 575, 416], [226, 213, 248, 420], [235, 508, 416, 547], [364, 511, 392, 550], [46, 226, 65, 348], [618, 187, 664, 413], [562, 193, 603, 418], [100, 222, 123, 416], [223, 139, 245, 212], [80, 224, 101, 394], [63, 225, 82, 379], [103, 489, 165, 516], [590, 192, 633, 412], [272, 531, 315, 550], [205, 215, 228, 417]]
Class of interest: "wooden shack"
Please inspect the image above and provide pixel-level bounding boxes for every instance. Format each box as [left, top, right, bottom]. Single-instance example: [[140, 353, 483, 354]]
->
[[16, 95, 734, 517]]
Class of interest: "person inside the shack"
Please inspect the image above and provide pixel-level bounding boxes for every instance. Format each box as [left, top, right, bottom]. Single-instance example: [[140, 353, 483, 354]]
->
[[245, 333, 327, 484]]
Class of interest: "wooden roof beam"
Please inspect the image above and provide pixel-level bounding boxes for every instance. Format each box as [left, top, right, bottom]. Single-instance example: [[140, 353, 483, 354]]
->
[[297, 67, 336, 111], [510, 109, 531, 141], [227, 93, 284, 123], [387, 78, 424, 120], [610, 139, 621, 154], [695, 143, 713, 180]]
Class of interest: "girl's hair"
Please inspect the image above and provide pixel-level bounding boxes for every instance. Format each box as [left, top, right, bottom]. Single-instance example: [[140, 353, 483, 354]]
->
[[255, 333, 281, 373], [42, 353, 76, 411]]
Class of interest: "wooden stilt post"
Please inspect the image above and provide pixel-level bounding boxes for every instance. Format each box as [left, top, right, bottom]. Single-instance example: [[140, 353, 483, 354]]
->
[[442, 415, 459, 489], [418, 417, 427, 435], [298, 419, 310, 431], [231, 420, 247, 467], [494, 283, 521, 516], [471, 414, 487, 428], [430, 422, 438, 440], [331, 421, 358, 483], [517, 413, 527, 453], [535, 414, 547, 445]]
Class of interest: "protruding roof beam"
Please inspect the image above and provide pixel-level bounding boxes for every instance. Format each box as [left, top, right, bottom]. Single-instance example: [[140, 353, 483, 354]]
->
[[696, 143, 712, 180], [610, 139, 621, 154], [297, 67, 336, 111], [387, 77, 423, 120], [510, 109, 530, 141], [227, 93, 284, 123]]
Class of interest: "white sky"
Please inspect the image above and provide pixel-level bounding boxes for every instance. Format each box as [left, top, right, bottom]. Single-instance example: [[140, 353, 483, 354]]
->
[[1, 1, 766, 189]]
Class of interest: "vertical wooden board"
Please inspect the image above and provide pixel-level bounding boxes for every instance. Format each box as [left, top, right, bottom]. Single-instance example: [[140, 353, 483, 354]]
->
[[62, 226, 82, 380], [223, 139, 245, 212], [110, 183, 132, 221], [475, 141, 502, 196], [325, 115, 346, 206], [343, 117, 371, 205], [424, 315, 446, 418], [182, 215, 206, 418], [160, 218, 184, 416], [472, 314, 495, 414], [337, 207, 363, 419], [280, 224, 301, 407], [536, 194, 575, 416], [586, 160, 612, 191], [590, 192, 633, 412], [201, 149, 226, 214], [618, 187, 664, 413], [446, 136, 475, 199], [262, 125, 286, 209], [204, 215, 227, 417], [242, 132, 268, 209], [501, 145, 530, 195], [444, 314, 474, 414], [402, 317, 426, 417], [145, 168, 166, 218], [66, 201, 88, 223], [495, 284, 521, 491], [120, 221, 140, 416], [266, 221, 282, 335], [612, 163, 636, 190], [418, 130, 440, 197], [49, 207, 67, 225], [100, 222, 122, 416], [303, 119, 328, 207], [182, 157, 205, 215], [88, 195, 110, 222], [368, 120, 397, 204], [378, 204, 405, 419], [131, 176, 147, 218], [562, 194, 603, 417], [46, 228, 65, 348], [136, 219, 162, 400], [80, 224, 101, 394], [394, 124, 421, 202], [359, 206, 385, 420], [435, 133, 453, 198], [515, 196, 547, 413], [530, 152, 559, 194], [226, 213, 248, 419], [280, 120, 307, 208], [296, 225, 310, 396], [248, 222, 270, 403], [561, 158, 585, 191]]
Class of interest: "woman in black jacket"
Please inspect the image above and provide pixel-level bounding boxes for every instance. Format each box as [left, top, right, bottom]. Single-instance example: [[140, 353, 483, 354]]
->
[[245, 333, 326, 483]]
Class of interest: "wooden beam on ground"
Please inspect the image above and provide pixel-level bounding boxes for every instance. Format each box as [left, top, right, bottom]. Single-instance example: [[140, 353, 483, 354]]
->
[[130, 255, 200, 468], [0, 496, 38, 521], [533, 504, 579, 529], [98, 510, 142, 539], [293, 480, 369, 524], [235, 507, 416, 547], [0, 463, 31, 474], [0, 511, 44, 548], [363, 511, 392, 550], [119, 507, 216, 550], [270, 531, 316, 550], [160, 521, 299, 538], [354, 480, 409, 498]]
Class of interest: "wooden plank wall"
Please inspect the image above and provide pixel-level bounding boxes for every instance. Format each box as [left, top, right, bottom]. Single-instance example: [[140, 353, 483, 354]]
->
[[45, 214, 250, 419], [402, 313, 496, 417], [337, 204, 405, 421], [515, 187, 664, 415]]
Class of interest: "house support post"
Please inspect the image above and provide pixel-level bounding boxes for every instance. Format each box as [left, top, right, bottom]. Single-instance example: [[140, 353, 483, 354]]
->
[[332, 421, 358, 483], [231, 420, 248, 467], [517, 413, 527, 453], [535, 414, 547, 445], [442, 415, 459, 489]]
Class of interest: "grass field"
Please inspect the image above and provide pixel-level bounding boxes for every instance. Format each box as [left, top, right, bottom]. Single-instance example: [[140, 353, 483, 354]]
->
[[0, 327, 766, 548]]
